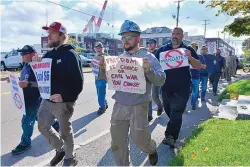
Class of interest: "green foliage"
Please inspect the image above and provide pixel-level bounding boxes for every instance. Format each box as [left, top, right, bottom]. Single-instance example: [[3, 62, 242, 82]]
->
[[200, 0, 250, 37]]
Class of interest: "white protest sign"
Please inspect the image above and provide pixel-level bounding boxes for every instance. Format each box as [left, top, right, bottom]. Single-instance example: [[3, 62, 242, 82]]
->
[[92, 59, 99, 77], [207, 42, 216, 54], [105, 56, 146, 94], [9, 72, 26, 115], [30, 58, 52, 99], [160, 48, 189, 70]]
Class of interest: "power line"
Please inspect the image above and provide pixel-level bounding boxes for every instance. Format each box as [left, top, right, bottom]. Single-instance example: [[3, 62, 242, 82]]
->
[[46, 0, 112, 23]]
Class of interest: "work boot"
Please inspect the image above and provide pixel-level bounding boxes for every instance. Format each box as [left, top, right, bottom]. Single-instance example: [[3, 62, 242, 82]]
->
[[50, 150, 65, 166], [148, 115, 153, 122], [201, 97, 205, 102], [192, 106, 196, 110], [157, 107, 163, 116], [148, 151, 158, 166], [12, 144, 31, 155], [97, 108, 106, 115], [162, 136, 175, 148], [63, 156, 78, 166]]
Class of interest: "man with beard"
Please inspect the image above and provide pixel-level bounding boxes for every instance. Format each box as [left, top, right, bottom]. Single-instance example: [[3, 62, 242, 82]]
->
[[147, 39, 163, 122], [108, 20, 166, 166], [32, 22, 83, 166], [155, 27, 201, 148]]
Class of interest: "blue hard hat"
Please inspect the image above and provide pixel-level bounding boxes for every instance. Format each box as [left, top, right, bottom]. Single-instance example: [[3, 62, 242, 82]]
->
[[118, 20, 141, 35]]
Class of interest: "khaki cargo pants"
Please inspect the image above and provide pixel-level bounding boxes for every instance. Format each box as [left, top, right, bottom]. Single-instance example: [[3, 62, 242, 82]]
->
[[110, 102, 156, 166], [38, 100, 75, 159]]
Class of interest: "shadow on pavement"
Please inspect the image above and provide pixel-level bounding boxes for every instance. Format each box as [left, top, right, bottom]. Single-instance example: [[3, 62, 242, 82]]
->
[[1, 111, 99, 166], [73, 111, 99, 138]]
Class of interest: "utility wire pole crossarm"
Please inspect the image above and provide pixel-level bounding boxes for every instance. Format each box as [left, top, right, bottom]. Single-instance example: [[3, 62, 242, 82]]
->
[[202, 19, 210, 38]]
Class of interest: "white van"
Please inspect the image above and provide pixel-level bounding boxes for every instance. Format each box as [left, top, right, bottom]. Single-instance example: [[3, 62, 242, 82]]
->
[[1, 50, 23, 71]]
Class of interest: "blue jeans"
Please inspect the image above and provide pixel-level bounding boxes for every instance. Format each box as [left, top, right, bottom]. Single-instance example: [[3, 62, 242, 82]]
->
[[20, 106, 59, 146], [95, 79, 107, 109], [148, 101, 152, 117], [200, 75, 208, 99], [191, 79, 199, 107]]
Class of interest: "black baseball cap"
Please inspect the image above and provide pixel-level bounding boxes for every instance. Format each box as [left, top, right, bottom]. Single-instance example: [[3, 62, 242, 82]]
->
[[147, 38, 157, 44], [17, 45, 36, 56]]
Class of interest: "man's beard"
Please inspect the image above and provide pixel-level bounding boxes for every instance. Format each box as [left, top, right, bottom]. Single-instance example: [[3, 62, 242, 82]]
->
[[171, 38, 181, 45], [123, 43, 136, 52], [47, 40, 60, 48]]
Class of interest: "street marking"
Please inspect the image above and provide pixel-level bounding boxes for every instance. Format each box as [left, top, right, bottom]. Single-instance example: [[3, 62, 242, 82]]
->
[[0, 92, 11, 96], [85, 80, 94, 83], [34, 129, 110, 167], [79, 129, 110, 146]]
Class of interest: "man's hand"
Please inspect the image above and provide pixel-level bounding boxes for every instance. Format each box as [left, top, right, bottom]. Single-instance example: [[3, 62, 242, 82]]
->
[[99, 59, 105, 70], [32, 55, 42, 62], [18, 80, 29, 88], [184, 49, 192, 59], [143, 57, 151, 73], [50, 94, 63, 103], [201, 64, 207, 69]]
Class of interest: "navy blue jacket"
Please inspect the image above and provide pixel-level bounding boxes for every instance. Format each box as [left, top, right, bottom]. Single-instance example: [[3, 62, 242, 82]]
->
[[155, 42, 199, 88], [20, 63, 40, 108], [214, 54, 225, 73]]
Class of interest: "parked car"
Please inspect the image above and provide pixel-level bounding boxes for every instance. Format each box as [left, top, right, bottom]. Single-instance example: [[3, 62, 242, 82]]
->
[[1, 50, 22, 71], [79, 55, 93, 67]]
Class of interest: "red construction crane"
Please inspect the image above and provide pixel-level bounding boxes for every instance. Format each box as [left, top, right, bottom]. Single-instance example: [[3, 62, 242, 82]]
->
[[82, 0, 108, 34]]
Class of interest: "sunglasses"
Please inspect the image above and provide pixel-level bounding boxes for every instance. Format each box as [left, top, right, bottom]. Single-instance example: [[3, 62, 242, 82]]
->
[[121, 35, 137, 41]]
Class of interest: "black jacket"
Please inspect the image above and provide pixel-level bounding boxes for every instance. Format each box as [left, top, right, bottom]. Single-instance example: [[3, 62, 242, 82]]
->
[[43, 44, 83, 102]]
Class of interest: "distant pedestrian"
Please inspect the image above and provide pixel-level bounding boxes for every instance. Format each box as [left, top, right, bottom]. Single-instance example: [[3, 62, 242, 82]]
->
[[93, 42, 109, 115]]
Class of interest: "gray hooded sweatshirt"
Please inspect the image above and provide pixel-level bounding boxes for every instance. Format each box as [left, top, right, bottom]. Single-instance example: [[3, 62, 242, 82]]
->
[[112, 48, 166, 105]]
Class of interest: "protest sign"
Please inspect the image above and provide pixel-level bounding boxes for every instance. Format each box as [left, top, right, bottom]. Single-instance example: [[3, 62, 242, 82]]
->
[[105, 56, 146, 94], [9, 72, 26, 115], [207, 42, 216, 54], [92, 59, 99, 77], [160, 48, 189, 70], [30, 58, 52, 99]]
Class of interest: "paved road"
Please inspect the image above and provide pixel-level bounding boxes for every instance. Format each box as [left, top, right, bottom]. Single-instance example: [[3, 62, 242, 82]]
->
[[1, 72, 249, 166]]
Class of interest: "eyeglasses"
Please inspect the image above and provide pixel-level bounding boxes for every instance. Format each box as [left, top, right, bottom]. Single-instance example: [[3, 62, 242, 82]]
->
[[201, 48, 207, 50], [21, 52, 31, 56], [121, 35, 137, 41]]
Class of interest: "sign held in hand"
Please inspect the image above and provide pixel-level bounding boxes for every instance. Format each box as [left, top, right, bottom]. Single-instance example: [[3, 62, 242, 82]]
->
[[30, 58, 52, 99], [105, 56, 146, 94]]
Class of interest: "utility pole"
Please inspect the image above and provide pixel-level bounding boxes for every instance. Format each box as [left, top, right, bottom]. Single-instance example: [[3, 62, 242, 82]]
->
[[217, 31, 220, 49], [202, 19, 210, 38], [175, 0, 183, 27]]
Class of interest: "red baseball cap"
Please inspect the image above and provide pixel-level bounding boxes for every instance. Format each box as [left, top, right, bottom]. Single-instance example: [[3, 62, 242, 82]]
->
[[42, 22, 67, 34]]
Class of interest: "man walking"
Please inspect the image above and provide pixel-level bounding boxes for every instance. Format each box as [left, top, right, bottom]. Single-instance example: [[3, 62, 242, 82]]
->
[[11, 45, 59, 155], [93, 42, 108, 115], [155, 27, 201, 148], [210, 49, 225, 96], [147, 38, 163, 122], [33, 22, 83, 166], [109, 20, 166, 166]]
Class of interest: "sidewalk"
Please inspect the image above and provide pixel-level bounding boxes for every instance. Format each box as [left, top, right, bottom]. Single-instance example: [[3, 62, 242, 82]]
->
[[73, 73, 250, 166], [0, 67, 92, 81]]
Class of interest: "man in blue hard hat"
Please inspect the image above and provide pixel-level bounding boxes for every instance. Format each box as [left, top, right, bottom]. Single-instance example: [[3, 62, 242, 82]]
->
[[108, 20, 166, 166]]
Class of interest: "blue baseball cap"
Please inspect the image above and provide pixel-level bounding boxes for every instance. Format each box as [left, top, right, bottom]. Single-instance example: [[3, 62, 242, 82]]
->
[[147, 38, 157, 44], [17, 45, 36, 56]]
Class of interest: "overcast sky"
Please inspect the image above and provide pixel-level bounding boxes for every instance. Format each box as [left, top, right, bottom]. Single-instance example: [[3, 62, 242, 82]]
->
[[1, 0, 249, 54]]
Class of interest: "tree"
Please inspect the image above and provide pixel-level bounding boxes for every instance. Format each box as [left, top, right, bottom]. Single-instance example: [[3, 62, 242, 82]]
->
[[242, 38, 250, 57], [199, 0, 250, 37], [67, 37, 84, 54]]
